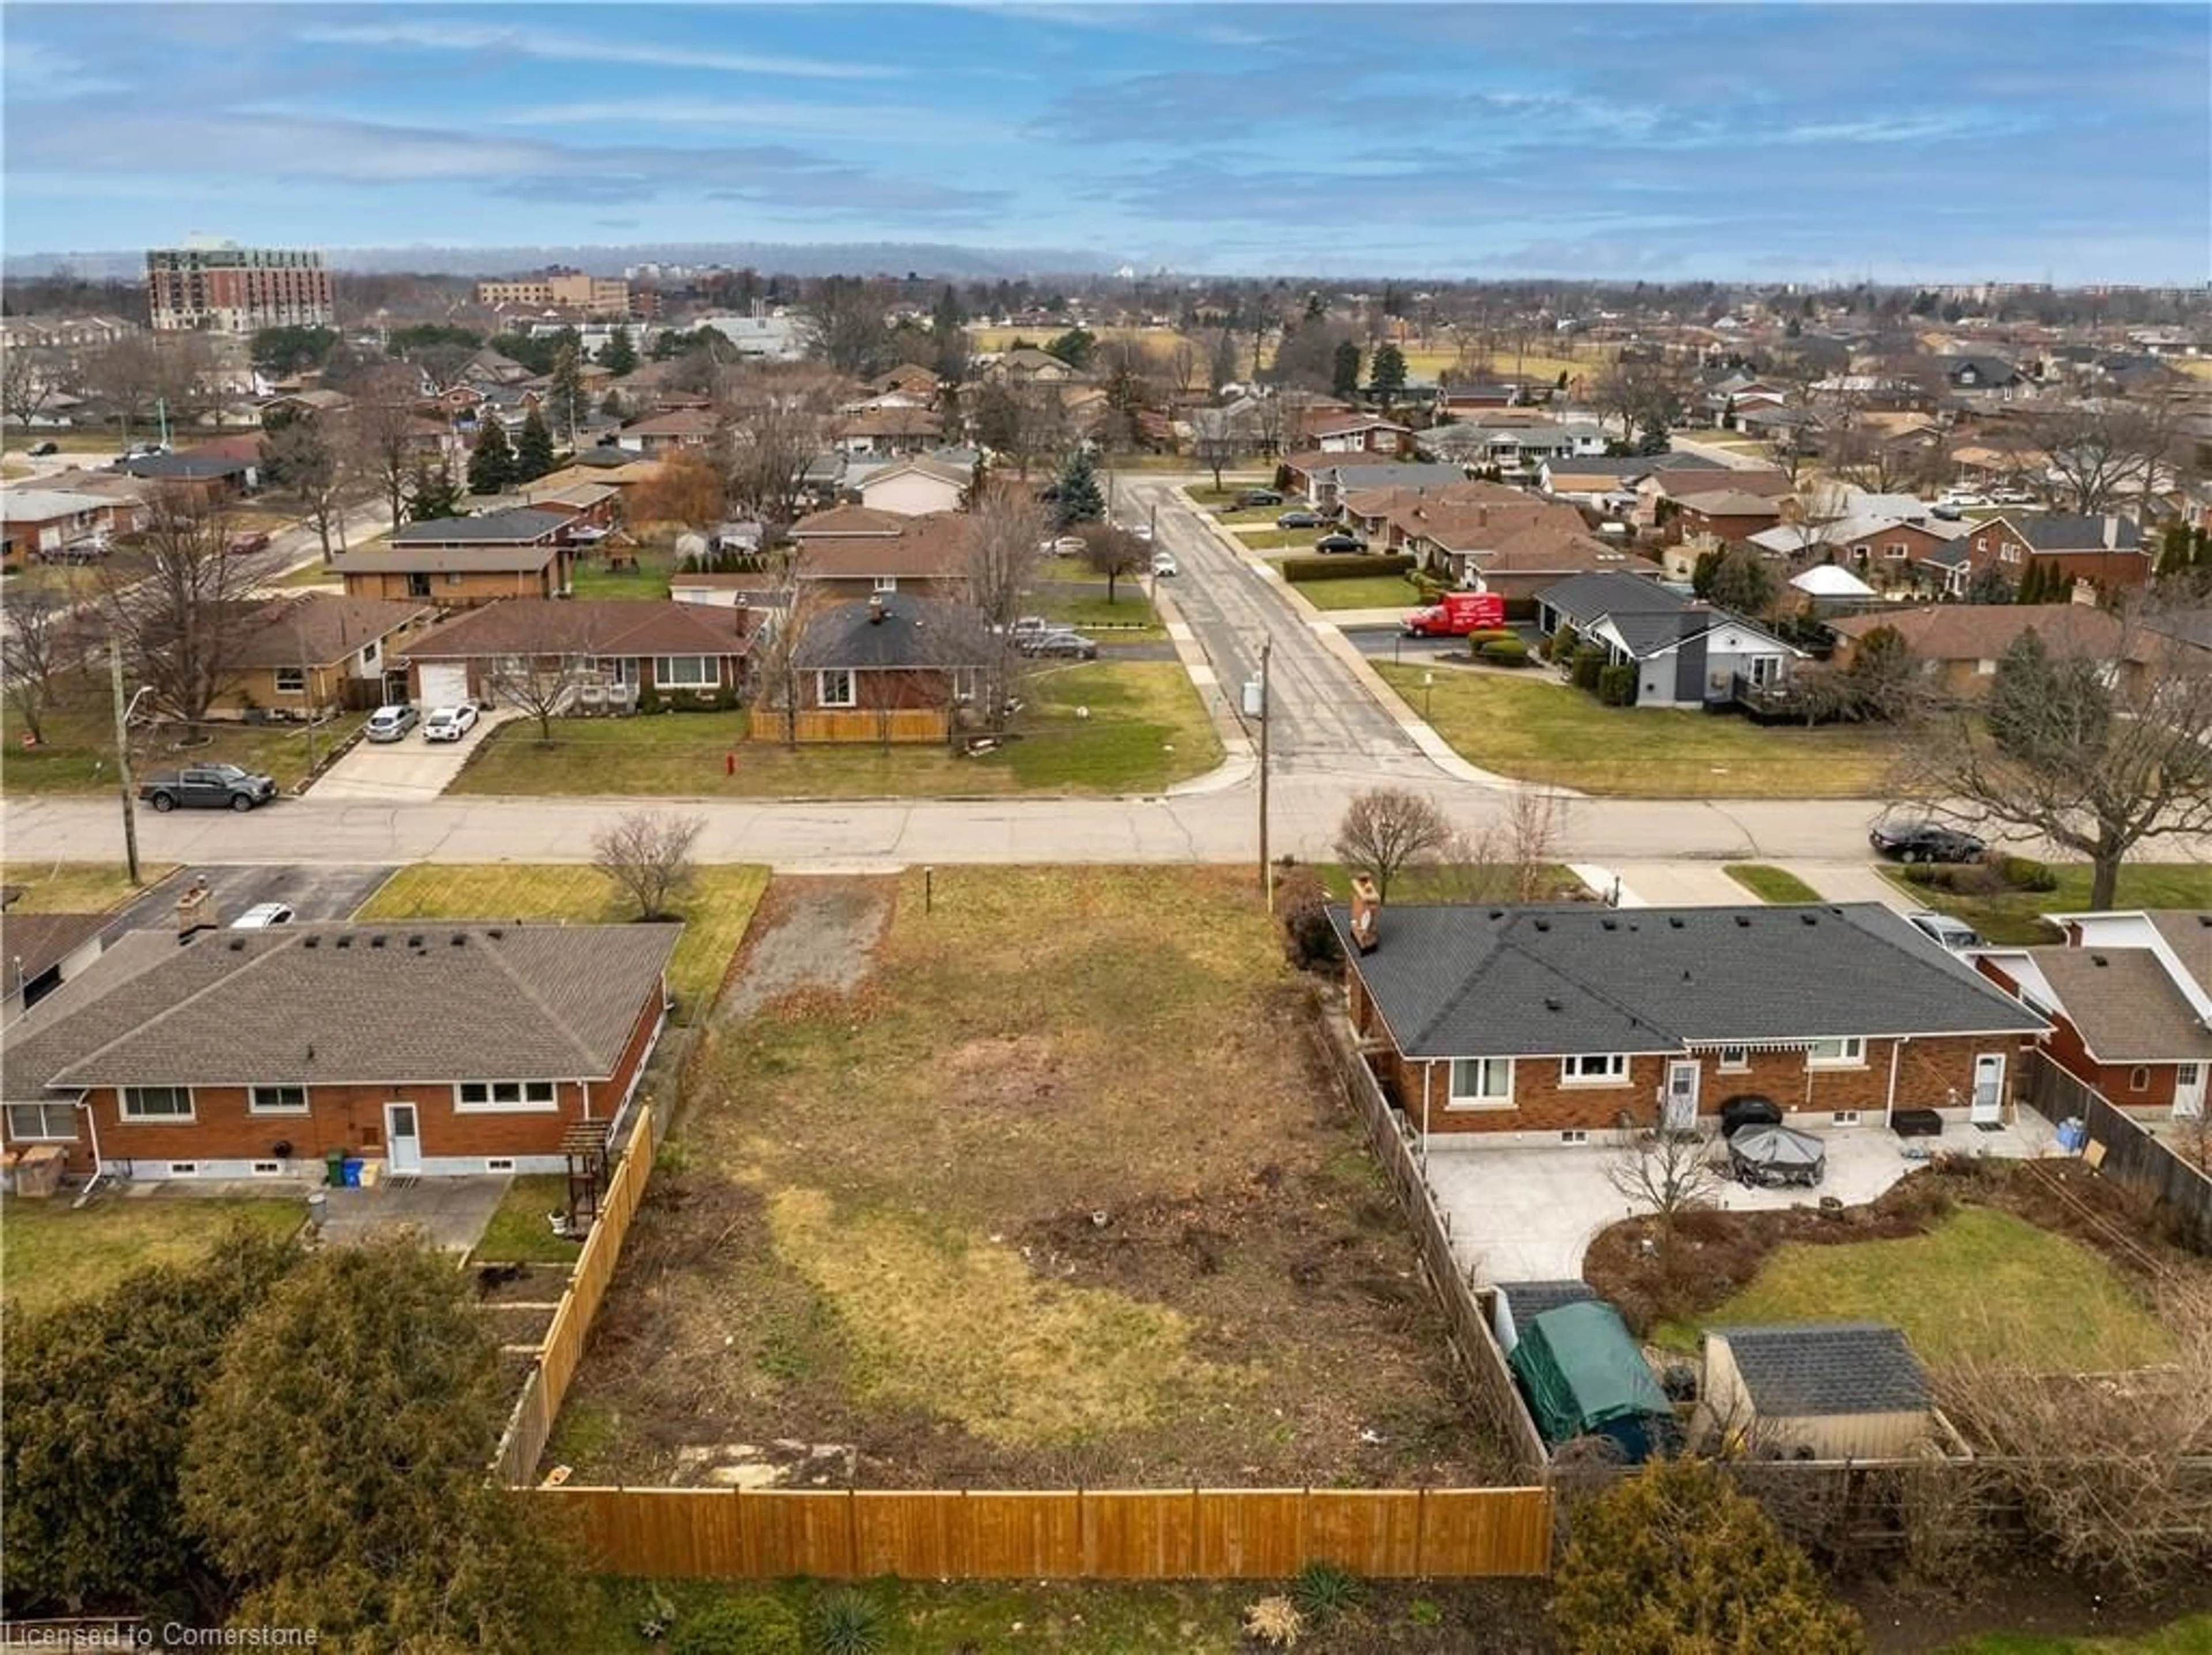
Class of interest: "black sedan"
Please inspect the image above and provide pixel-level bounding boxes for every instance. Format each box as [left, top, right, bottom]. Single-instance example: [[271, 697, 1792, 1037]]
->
[[1314, 532, 1368, 554], [1869, 819, 1986, 864], [1276, 509, 1325, 529]]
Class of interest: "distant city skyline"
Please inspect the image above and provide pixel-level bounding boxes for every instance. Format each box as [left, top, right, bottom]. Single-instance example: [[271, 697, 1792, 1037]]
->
[[3, 3, 2206, 285]]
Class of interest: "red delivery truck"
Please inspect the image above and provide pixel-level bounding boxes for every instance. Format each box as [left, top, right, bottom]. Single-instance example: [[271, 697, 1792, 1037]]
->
[[1401, 590, 1506, 638]]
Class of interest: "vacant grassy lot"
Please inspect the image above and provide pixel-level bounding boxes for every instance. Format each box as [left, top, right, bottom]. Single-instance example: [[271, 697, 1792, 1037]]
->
[[450, 664, 1219, 798], [475, 1175, 584, 1266], [1042, 587, 1161, 633], [1888, 864, 2212, 946], [1725, 864, 1823, 903], [0, 862, 172, 912], [555, 868, 1494, 1490], [355, 862, 770, 1017], [1942, 1617, 2212, 1655], [3, 673, 363, 795], [1666, 1206, 2174, 1372], [1233, 526, 1319, 551], [1373, 664, 1904, 797], [1, 1195, 302, 1315], [1286, 573, 1421, 612]]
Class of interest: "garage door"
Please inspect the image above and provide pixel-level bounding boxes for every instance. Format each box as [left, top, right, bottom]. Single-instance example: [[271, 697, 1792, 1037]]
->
[[418, 662, 471, 709]]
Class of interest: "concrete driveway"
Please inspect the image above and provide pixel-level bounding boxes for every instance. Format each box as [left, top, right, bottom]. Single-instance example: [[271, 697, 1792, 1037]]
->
[[308, 709, 517, 801], [108, 862, 396, 935], [1421, 1115, 2059, 1282]]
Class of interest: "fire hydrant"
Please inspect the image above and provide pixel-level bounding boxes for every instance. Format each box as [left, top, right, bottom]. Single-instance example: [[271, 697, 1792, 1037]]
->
[[725, 751, 736, 777]]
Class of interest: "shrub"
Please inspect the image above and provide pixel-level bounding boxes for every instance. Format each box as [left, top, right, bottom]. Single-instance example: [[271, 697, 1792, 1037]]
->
[[1275, 864, 1340, 972], [1279, 552, 1415, 583], [669, 1599, 804, 1655], [2000, 854, 2059, 893], [637, 681, 664, 716], [1242, 1596, 1305, 1648], [1292, 1561, 1365, 1623], [1901, 864, 1943, 887], [809, 1586, 887, 1655], [1479, 637, 1531, 666], [1463, 627, 1514, 648], [1571, 644, 1606, 692], [1543, 623, 1581, 663], [1597, 662, 1638, 707]]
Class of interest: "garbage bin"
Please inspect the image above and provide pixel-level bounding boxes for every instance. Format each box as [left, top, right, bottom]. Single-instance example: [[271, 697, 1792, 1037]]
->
[[325, 1148, 347, 1188], [341, 1158, 364, 1188], [306, 1190, 328, 1232]]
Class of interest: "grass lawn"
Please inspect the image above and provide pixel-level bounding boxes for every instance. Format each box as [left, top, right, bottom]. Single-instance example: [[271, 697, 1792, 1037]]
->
[[570, 551, 673, 601], [1664, 1207, 2175, 1373], [475, 1175, 584, 1265], [1287, 573, 1421, 611], [1212, 506, 1289, 527], [1312, 861, 1586, 902], [1724, 864, 1824, 903], [554, 867, 1499, 1490], [450, 664, 1219, 800], [1374, 663, 1905, 797], [271, 561, 342, 588], [0, 862, 173, 912], [1041, 588, 1161, 633], [1941, 1616, 2212, 1654], [3, 674, 364, 795], [355, 863, 769, 1017], [1, 1195, 302, 1316], [1233, 526, 1319, 551], [1887, 864, 2212, 946]]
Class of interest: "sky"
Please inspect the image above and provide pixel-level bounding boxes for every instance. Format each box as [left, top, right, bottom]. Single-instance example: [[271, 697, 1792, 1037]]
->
[[3, 2, 2207, 283]]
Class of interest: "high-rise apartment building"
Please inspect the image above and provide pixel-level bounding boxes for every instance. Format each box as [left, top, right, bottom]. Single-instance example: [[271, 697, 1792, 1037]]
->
[[474, 267, 633, 318], [145, 243, 335, 334]]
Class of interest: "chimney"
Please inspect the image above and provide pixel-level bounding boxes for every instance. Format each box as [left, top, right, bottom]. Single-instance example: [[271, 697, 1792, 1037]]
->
[[734, 597, 750, 635], [867, 594, 886, 624], [175, 877, 215, 937], [1349, 874, 1381, 955]]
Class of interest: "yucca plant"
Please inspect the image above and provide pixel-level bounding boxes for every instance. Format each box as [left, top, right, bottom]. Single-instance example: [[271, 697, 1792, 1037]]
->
[[809, 1586, 887, 1655], [1292, 1559, 1365, 1623]]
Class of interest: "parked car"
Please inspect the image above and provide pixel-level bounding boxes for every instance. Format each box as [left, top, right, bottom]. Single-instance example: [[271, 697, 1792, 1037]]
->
[[1051, 535, 1087, 555], [1150, 551, 1180, 577], [138, 763, 277, 813], [365, 703, 418, 743], [122, 441, 169, 460], [1906, 910, 1986, 953], [1869, 818, 1986, 864], [225, 530, 273, 556], [1938, 488, 1992, 509], [1403, 591, 1507, 638], [1002, 615, 1055, 639], [1277, 510, 1325, 529], [1315, 532, 1367, 554], [423, 705, 479, 742], [1022, 631, 1099, 661], [1130, 522, 1154, 541], [26, 440, 58, 457], [230, 902, 296, 930], [1990, 487, 2039, 506], [1235, 488, 1284, 509]]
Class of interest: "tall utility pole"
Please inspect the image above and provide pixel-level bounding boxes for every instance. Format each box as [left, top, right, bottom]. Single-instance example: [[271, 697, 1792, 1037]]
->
[[1257, 637, 1272, 912], [108, 646, 142, 887]]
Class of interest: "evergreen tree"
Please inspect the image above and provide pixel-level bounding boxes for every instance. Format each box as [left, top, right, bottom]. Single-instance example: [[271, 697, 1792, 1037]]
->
[[513, 405, 557, 482], [597, 325, 637, 376], [1209, 328, 1241, 392], [1302, 292, 1325, 321], [1964, 561, 2016, 604], [466, 418, 517, 496], [1043, 327, 1096, 370], [1054, 447, 1104, 529], [547, 342, 585, 444], [1331, 339, 1362, 399], [403, 460, 465, 522], [1370, 342, 1407, 404]]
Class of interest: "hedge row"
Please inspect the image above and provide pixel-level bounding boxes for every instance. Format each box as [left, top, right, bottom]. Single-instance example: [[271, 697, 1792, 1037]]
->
[[1280, 553, 1417, 583]]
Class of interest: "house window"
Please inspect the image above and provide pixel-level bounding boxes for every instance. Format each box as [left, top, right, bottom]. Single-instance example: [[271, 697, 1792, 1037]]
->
[[2000, 546, 2021, 564], [1806, 1037, 1866, 1069], [361, 641, 380, 667], [455, 1080, 559, 1113], [446, 571, 463, 586], [1719, 1046, 1749, 1072], [5, 1103, 77, 1141], [1885, 542, 1910, 560], [655, 656, 713, 689], [249, 1084, 309, 1115], [817, 669, 857, 709], [275, 666, 306, 695], [1974, 536, 1989, 552], [1559, 1053, 1629, 1086], [1448, 1057, 1514, 1108], [2130, 1066, 2151, 1092], [872, 575, 898, 593], [121, 1086, 194, 1122], [407, 574, 432, 598]]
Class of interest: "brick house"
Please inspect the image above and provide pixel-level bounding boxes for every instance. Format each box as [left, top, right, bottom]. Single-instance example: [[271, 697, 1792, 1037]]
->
[[830, 405, 945, 457], [1330, 892, 2046, 1146], [0, 921, 678, 1182], [1827, 604, 2162, 700], [331, 508, 579, 607], [397, 597, 753, 710], [774, 594, 991, 741], [793, 512, 971, 602], [210, 593, 435, 717], [0, 487, 145, 567], [1301, 414, 1415, 456], [1960, 513, 2149, 590], [1975, 910, 2212, 1121]]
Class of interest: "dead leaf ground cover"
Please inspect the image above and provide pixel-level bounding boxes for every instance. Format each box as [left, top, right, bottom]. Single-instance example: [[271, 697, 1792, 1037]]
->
[[552, 868, 1502, 1489]]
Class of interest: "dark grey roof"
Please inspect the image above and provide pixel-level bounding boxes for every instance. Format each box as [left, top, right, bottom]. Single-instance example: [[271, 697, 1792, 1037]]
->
[[1495, 1280, 1597, 1321], [1547, 453, 1726, 480], [1327, 902, 2047, 1058], [1537, 571, 1694, 625], [1921, 544, 1972, 569], [2012, 514, 2142, 554], [1941, 354, 2021, 384], [1, 923, 677, 1098], [1317, 462, 1468, 493], [1713, 1323, 1931, 1415], [571, 444, 638, 468], [392, 508, 572, 546], [117, 454, 251, 481], [793, 596, 987, 671]]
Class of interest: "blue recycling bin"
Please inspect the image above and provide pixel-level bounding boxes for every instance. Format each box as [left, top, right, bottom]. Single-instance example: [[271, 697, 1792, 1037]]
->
[[342, 1157, 364, 1187]]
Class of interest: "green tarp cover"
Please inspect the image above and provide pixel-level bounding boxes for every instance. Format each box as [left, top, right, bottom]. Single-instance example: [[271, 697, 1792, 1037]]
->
[[1507, 1300, 1672, 1445]]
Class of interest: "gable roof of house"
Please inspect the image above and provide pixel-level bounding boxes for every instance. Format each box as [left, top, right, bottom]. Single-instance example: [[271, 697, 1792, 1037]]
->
[[1940, 354, 2021, 384], [392, 508, 572, 546], [619, 408, 719, 440], [0, 923, 679, 1099], [2145, 911, 2212, 999], [1790, 564, 1877, 599], [793, 595, 987, 671], [116, 453, 251, 482], [1828, 604, 2135, 662], [856, 454, 971, 492], [0, 912, 107, 992], [1537, 570, 1694, 623], [398, 599, 752, 661], [1678, 490, 1787, 520], [1316, 462, 1469, 494], [1340, 479, 1522, 520], [1325, 902, 2044, 1058], [1711, 1324, 1931, 1416], [1475, 528, 1642, 576], [1307, 414, 1411, 439], [2001, 513, 2145, 554], [0, 488, 123, 524], [791, 503, 908, 539], [834, 406, 944, 439], [1546, 454, 1726, 485], [228, 594, 435, 669], [1656, 468, 1796, 502], [2019, 946, 2212, 1061]]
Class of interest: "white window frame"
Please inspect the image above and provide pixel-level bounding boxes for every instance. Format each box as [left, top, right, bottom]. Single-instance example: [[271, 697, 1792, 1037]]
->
[[454, 1079, 559, 1114], [1558, 1053, 1629, 1087], [120, 1085, 195, 1122], [274, 666, 306, 695], [1446, 1056, 1514, 1109], [5, 1102, 78, 1141], [1805, 1036, 1866, 1070], [1885, 541, 1910, 560], [1718, 1046, 1750, 1073], [872, 574, 899, 593], [654, 654, 714, 689], [249, 1084, 310, 1115], [1999, 546, 2021, 564], [817, 668, 857, 709]]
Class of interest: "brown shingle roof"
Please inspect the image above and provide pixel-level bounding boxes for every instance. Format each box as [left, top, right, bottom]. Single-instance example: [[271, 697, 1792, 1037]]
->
[[229, 594, 434, 669], [2, 923, 678, 1097], [0, 912, 107, 989], [1828, 604, 2135, 663], [1342, 479, 1524, 520], [399, 599, 753, 660], [2146, 912, 2212, 1001], [620, 408, 719, 440], [1475, 529, 1641, 574], [791, 504, 908, 539], [833, 407, 943, 439], [1658, 469, 1796, 502], [2026, 946, 2212, 1061], [1400, 501, 1587, 554], [797, 513, 971, 581]]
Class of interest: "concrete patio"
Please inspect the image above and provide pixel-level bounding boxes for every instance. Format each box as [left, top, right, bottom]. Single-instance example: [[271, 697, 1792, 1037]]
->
[[108, 1173, 506, 1254]]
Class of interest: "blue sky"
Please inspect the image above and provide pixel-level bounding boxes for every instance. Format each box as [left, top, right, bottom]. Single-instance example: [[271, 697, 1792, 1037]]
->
[[4, 3, 2206, 282]]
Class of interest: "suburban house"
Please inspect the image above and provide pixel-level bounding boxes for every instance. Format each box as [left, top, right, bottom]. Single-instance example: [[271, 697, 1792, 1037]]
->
[[1827, 605, 2159, 699], [398, 598, 754, 711], [793, 511, 970, 601], [1938, 354, 2027, 396], [1672, 489, 1787, 544], [831, 406, 944, 457], [115, 452, 259, 502], [1422, 418, 1607, 469], [873, 364, 940, 400], [210, 593, 435, 718], [1302, 414, 1415, 456], [854, 454, 969, 516], [0, 911, 107, 1023], [1329, 893, 2048, 1144], [777, 594, 988, 742], [616, 407, 719, 453], [1282, 457, 1469, 513], [1385, 498, 1599, 585], [983, 347, 1082, 385], [1465, 531, 1656, 614], [1696, 1324, 1939, 1460], [0, 487, 145, 566], [1975, 910, 2212, 1120], [1535, 571, 1801, 710], [1538, 453, 1726, 508], [1336, 479, 1518, 550], [1751, 513, 1968, 588], [1960, 513, 2150, 590], [331, 509, 579, 607], [0, 921, 679, 1182]]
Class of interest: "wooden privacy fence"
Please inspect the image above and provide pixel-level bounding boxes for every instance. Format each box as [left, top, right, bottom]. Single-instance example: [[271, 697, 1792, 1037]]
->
[[534, 1485, 1552, 1581], [747, 708, 948, 745], [491, 1104, 656, 1486], [2020, 1052, 2212, 1255]]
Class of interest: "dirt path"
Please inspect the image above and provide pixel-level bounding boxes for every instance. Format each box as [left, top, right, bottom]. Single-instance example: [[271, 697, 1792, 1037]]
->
[[713, 877, 892, 1025]]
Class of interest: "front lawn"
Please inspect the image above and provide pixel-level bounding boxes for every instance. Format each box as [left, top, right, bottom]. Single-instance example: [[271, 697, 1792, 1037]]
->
[[1040, 588, 1161, 633], [449, 664, 1219, 799], [354, 862, 770, 1017], [1373, 664, 1904, 797], [1885, 864, 2212, 946], [0, 862, 173, 912], [1725, 864, 1823, 903], [1233, 527, 1320, 551], [1666, 1206, 2174, 1373], [1, 1195, 303, 1315], [3, 673, 363, 795], [1285, 573, 1421, 612]]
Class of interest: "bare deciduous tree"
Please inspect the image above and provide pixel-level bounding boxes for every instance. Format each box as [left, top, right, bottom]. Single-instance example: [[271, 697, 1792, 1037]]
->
[[591, 809, 704, 922], [2, 587, 79, 744], [344, 365, 429, 529], [2026, 401, 2176, 517], [1590, 356, 1690, 444], [719, 385, 824, 533], [1078, 521, 1147, 605], [1190, 414, 1242, 490], [1607, 1115, 1724, 1244], [260, 416, 355, 562], [483, 608, 603, 744], [1335, 787, 1458, 902], [93, 487, 253, 724], [960, 491, 1045, 730], [2, 343, 63, 435], [803, 276, 892, 377]]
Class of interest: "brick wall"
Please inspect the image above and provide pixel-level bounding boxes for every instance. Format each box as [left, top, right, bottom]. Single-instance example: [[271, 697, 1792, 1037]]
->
[[1977, 958, 2181, 1111]]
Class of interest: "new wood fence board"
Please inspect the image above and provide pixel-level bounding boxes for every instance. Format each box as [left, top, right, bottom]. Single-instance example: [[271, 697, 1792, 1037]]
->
[[1195, 1489, 1306, 1578], [743, 1489, 857, 1578], [1418, 1489, 1552, 1577], [1303, 1489, 1424, 1577], [1082, 1490, 1199, 1579], [853, 1491, 959, 1579], [956, 1492, 1085, 1578]]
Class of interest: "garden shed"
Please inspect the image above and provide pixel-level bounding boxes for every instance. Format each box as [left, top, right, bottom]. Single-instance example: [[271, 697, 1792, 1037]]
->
[[1698, 1323, 1935, 1460], [1506, 1300, 1676, 1463]]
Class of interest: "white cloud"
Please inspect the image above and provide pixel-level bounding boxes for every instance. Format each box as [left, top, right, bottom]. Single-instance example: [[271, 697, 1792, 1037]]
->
[[296, 20, 902, 81], [487, 98, 998, 143], [2, 39, 130, 100]]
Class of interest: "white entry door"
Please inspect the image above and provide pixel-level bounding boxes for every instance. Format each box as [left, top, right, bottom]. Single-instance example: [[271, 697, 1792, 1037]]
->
[[1663, 1061, 1700, 1132], [2175, 1062, 2206, 1120], [385, 1102, 423, 1175], [1970, 1054, 2006, 1125]]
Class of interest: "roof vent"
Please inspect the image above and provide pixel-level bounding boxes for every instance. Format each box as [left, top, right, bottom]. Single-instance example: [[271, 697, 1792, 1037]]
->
[[1487, 910, 1503, 921], [228, 938, 245, 952], [335, 936, 353, 949], [1668, 917, 1684, 929], [1734, 914, 1751, 927], [451, 934, 466, 946], [1544, 996, 1563, 1012], [2091, 953, 2109, 967], [1601, 918, 1618, 931], [370, 935, 387, 949], [407, 934, 425, 949], [1533, 918, 1551, 932], [303, 935, 320, 949], [488, 927, 505, 940], [1800, 912, 1818, 925]]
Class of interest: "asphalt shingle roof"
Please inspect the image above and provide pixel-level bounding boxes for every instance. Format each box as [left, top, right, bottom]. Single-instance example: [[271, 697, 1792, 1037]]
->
[[1713, 1323, 1931, 1415], [2012, 514, 2143, 554], [392, 508, 573, 546], [1328, 902, 2046, 1058], [2025, 948, 2212, 1062], [794, 596, 987, 671], [1537, 571, 1693, 624]]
